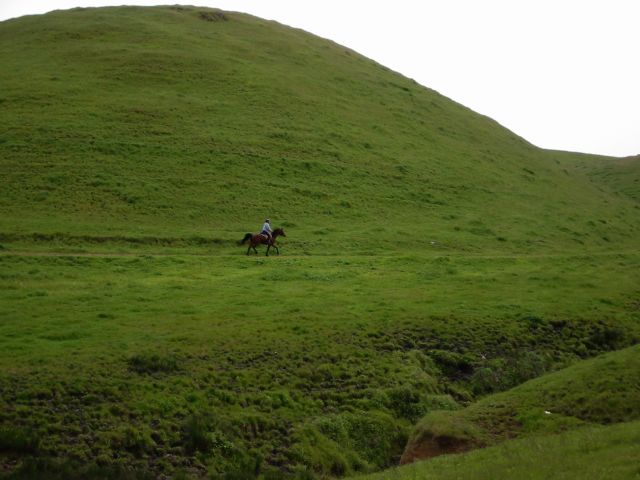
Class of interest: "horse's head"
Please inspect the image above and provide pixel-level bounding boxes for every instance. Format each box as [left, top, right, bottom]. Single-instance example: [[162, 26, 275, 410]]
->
[[273, 227, 286, 237]]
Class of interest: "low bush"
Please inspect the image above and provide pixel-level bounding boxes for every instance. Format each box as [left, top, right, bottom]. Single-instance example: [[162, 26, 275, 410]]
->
[[0, 427, 40, 453], [182, 413, 233, 455], [427, 350, 474, 378], [127, 353, 179, 374]]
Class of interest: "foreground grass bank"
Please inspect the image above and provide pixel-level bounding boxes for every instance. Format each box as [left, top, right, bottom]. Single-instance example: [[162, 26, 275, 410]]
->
[[361, 420, 640, 480], [401, 345, 640, 463], [1, 251, 639, 477]]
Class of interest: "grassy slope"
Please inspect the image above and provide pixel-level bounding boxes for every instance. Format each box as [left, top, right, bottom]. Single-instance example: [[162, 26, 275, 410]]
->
[[361, 420, 640, 480], [560, 153, 640, 204], [0, 6, 638, 253], [401, 345, 640, 463], [1, 6, 639, 479]]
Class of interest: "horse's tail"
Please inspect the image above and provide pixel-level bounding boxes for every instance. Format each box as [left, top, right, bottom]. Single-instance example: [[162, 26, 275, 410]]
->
[[239, 233, 252, 245]]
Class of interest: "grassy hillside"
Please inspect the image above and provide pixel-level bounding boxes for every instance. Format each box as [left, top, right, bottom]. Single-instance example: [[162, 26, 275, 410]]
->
[[0, 6, 638, 253], [562, 153, 640, 204], [1, 5, 639, 480], [361, 420, 640, 480]]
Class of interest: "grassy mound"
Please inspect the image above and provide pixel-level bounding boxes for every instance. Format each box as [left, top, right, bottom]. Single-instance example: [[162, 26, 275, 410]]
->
[[402, 345, 640, 463], [362, 420, 640, 480]]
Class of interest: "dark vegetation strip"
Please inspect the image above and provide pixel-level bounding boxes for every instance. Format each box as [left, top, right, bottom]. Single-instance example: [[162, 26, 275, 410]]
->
[[0, 319, 637, 479], [0, 233, 228, 247]]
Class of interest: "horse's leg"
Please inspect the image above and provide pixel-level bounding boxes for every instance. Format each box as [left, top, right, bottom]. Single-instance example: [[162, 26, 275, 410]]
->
[[275, 245, 279, 255], [246, 244, 251, 255], [265, 244, 270, 256]]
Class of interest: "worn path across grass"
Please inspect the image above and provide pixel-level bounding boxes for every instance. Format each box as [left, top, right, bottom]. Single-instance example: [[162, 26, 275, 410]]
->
[[2, 249, 639, 258]]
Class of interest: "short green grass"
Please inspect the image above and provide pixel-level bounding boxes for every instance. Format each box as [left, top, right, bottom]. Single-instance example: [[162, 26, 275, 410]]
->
[[558, 152, 640, 204], [1, 253, 638, 477], [1, 5, 639, 479]]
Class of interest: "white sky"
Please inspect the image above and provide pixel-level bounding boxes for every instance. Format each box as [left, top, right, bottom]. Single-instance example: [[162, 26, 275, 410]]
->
[[1, 1, 639, 157]]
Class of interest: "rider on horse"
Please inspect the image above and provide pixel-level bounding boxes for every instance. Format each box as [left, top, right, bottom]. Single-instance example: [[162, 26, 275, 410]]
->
[[261, 219, 273, 243], [240, 222, 285, 256]]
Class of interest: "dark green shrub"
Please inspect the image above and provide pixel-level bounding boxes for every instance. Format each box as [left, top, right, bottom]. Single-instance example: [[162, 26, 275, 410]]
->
[[221, 455, 262, 480], [119, 426, 156, 457], [3, 458, 156, 480], [385, 386, 429, 421], [306, 411, 405, 471], [0, 427, 39, 453], [182, 413, 233, 455], [127, 353, 179, 374], [428, 349, 474, 378], [588, 324, 627, 350], [469, 351, 551, 395]]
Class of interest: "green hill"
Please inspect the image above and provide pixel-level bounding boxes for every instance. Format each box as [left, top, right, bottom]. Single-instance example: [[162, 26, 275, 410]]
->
[[1, 6, 639, 479], [1, 5, 638, 253]]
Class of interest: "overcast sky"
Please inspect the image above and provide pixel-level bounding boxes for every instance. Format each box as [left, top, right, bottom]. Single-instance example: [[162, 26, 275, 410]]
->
[[1, 1, 639, 157]]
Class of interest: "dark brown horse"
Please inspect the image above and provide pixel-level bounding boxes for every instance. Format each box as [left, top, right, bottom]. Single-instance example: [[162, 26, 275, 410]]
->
[[239, 227, 286, 256]]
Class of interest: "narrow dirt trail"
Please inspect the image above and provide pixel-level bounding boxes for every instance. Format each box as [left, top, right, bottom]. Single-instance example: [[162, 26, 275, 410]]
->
[[0, 251, 213, 258], [1, 250, 637, 259]]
